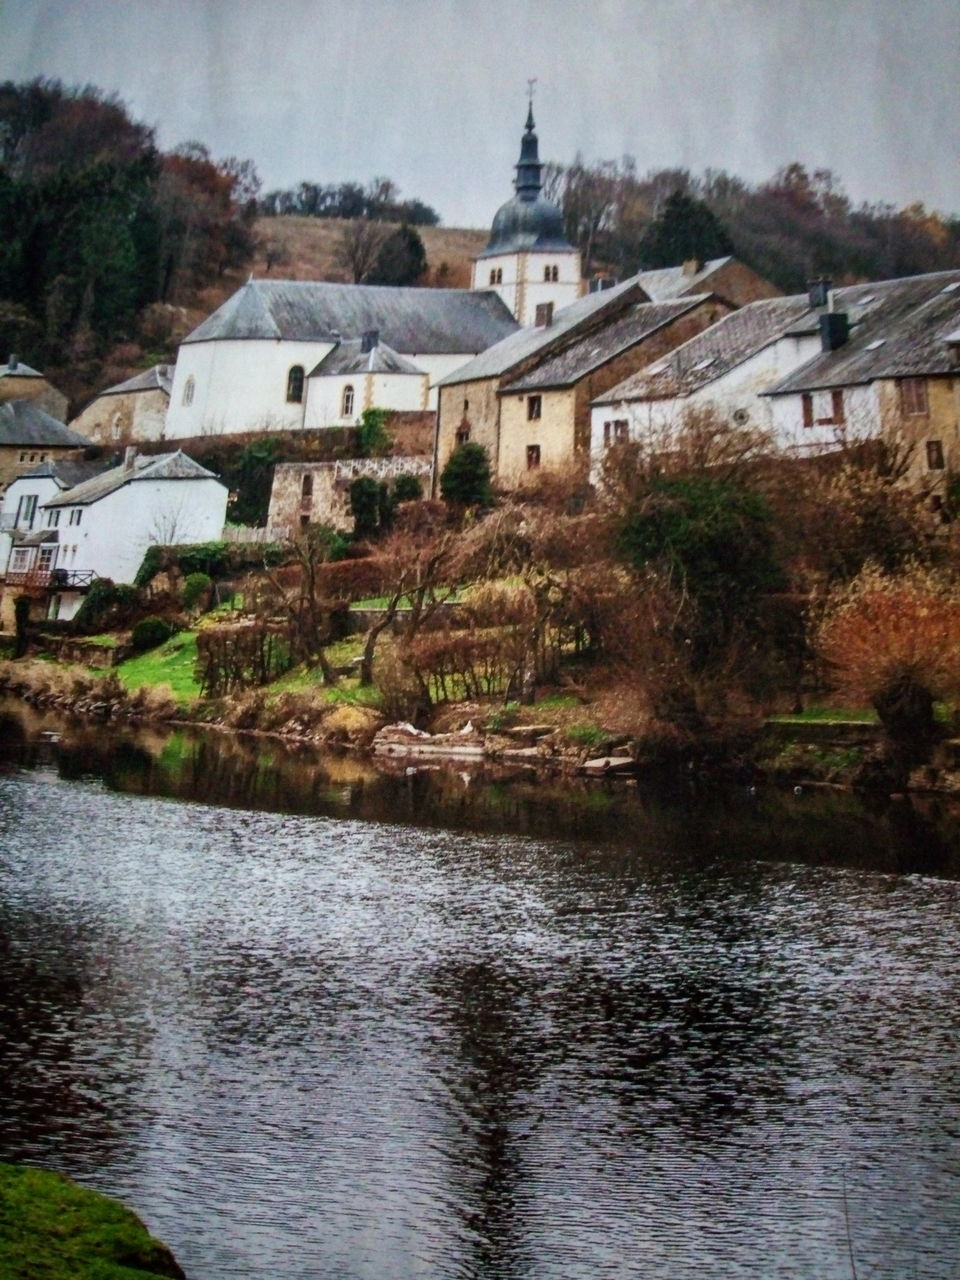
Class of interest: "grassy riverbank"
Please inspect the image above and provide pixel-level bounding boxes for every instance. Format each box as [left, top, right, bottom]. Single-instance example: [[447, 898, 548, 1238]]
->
[[0, 1164, 185, 1279]]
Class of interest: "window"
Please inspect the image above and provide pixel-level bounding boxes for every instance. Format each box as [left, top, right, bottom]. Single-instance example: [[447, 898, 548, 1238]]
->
[[535, 302, 554, 327], [927, 439, 945, 470], [489, 269, 497, 285], [183, 376, 195, 406], [342, 384, 355, 417], [111, 413, 122, 440], [37, 546, 56, 572], [301, 473, 313, 498], [69, 508, 83, 526], [286, 365, 305, 403], [544, 265, 552, 282], [463, 398, 469, 412], [10, 548, 31, 573], [603, 419, 629, 446], [526, 444, 541, 470], [495, 268, 503, 284], [455, 425, 471, 445], [543, 264, 559, 282], [801, 389, 845, 427], [47, 509, 60, 528], [15, 494, 37, 529], [900, 378, 929, 416], [527, 395, 542, 421]]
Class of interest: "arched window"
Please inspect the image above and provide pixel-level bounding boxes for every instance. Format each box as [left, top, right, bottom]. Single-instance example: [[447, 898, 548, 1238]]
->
[[489, 269, 497, 285], [286, 365, 305, 403], [544, 265, 552, 282], [496, 268, 503, 284], [342, 384, 355, 418], [182, 376, 195, 407]]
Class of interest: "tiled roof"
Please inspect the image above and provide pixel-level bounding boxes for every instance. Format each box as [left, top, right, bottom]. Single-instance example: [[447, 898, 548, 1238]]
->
[[0, 400, 89, 448], [596, 295, 812, 403], [502, 297, 712, 392], [635, 257, 734, 301], [183, 280, 518, 354], [766, 272, 960, 394], [309, 339, 422, 377], [96, 364, 174, 397], [44, 450, 221, 508], [437, 278, 648, 387]]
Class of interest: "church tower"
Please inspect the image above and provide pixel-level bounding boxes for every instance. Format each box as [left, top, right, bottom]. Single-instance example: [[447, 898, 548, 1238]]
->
[[472, 105, 582, 326]]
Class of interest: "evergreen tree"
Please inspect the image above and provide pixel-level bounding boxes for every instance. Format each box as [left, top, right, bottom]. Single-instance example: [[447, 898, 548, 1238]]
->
[[637, 190, 734, 269], [367, 224, 427, 286]]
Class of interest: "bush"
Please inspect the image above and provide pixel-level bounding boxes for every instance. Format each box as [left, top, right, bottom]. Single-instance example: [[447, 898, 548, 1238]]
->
[[181, 571, 213, 612], [131, 616, 178, 654], [440, 443, 493, 507], [350, 477, 381, 539], [393, 472, 423, 503], [72, 579, 141, 634]]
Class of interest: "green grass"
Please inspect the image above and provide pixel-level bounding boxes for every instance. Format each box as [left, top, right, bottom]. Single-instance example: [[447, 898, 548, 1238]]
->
[[79, 633, 119, 648], [564, 723, 607, 749], [115, 633, 201, 704], [768, 705, 878, 724], [0, 1162, 184, 1279]]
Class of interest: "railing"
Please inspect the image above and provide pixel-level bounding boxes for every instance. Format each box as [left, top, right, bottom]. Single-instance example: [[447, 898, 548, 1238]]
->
[[3, 568, 98, 591], [221, 525, 286, 544]]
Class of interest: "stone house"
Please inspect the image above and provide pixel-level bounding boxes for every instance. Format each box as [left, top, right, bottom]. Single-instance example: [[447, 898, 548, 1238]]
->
[[0, 354, 69, 422], [70, 364, 173, 445], [0, 400, 90, 502], [435, 280, 733, 488]]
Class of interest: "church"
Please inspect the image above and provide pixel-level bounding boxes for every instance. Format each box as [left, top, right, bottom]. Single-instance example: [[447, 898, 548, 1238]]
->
[[161, 107, 582, 442]]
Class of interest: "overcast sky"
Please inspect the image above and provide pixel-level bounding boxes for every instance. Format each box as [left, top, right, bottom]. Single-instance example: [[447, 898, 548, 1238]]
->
[[1, 0, 957, 228]]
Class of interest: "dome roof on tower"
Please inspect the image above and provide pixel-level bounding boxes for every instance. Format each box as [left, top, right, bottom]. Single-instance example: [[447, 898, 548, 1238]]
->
[[477, 106, 575, 259]]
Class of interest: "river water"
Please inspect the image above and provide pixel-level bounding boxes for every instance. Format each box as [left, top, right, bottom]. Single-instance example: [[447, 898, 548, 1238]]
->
[[1, 702, 959, 1279]]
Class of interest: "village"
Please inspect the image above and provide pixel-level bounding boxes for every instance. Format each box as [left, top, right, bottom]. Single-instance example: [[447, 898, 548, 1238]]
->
[[2, 105, 960, 790]]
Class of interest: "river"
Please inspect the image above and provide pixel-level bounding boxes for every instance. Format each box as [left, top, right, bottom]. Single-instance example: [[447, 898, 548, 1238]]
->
[[1, 701, 959, 1279]]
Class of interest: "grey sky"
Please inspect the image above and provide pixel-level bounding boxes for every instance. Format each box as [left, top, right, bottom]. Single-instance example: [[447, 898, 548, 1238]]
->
[[1, 0, 957, 228]]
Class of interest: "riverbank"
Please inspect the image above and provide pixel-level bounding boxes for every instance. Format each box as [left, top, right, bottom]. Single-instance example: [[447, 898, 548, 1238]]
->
[[0, 1164, 186, 1279]]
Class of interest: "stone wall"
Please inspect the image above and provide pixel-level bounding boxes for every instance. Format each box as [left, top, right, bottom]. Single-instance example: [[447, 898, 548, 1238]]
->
[[268, 455, 434, 534]]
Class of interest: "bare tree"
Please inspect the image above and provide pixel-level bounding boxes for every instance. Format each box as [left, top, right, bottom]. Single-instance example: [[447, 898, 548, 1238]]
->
[[335, 217, 391, 284]]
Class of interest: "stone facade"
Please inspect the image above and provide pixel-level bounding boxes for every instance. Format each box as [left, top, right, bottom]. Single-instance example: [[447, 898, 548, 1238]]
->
[[268, 456, 434, 535]]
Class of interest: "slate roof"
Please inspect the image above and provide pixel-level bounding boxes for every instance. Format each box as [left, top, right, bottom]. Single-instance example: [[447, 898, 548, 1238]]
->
[[0, 359, 43, 380], [766, 271, 960, 395], [44, 450, 221, 508], [635, 257, 734, 301], [308, 339, 422, 378], [437, 278, 648, 387], [12, 458, 110, 489], [0, 400, 90, 448], [502, 296, 713, 392], [595, 295, 812, 403], [184, 280, 518, 354], [96, 364, 174, 397]]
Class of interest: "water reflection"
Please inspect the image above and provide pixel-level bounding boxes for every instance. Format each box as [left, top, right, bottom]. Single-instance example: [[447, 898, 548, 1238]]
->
[[0, 701, 959, 1278]]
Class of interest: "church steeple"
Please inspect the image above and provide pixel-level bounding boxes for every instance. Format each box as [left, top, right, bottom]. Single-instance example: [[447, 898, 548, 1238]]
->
[[514, 104, 543, 201]]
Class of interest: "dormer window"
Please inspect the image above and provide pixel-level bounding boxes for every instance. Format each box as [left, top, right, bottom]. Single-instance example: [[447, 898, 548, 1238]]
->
[[286, 365, 305, 404], [342, 384, 355, 418]]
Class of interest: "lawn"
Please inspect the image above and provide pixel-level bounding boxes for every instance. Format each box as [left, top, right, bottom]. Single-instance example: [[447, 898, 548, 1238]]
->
[[114, 632, 202, 704]]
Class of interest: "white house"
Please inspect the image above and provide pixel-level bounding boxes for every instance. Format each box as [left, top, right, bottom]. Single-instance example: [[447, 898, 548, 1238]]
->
[[0, 449, 228, 625], [164, 280, 518, 439], [590, 271, 960, 476], [302, 332, 428, 428]]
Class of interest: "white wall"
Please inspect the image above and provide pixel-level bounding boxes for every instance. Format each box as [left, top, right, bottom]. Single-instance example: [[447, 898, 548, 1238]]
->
[[472, 250, 581, 325], [166, 339, 334, 438], [303, 371, 428, 428], [768, 383, 881, 454]]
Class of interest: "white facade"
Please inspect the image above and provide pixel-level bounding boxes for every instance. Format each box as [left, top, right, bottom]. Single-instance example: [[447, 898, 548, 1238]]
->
[[303, 371, 428, 429], [472, 249, 582, 327], [590, 331, 822, 471]]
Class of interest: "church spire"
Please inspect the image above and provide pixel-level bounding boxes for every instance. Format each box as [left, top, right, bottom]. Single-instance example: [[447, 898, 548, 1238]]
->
[[514, 86, 543, 201]]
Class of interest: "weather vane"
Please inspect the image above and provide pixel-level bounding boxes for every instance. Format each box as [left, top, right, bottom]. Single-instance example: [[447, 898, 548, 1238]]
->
[[527, 78, 538, 106]]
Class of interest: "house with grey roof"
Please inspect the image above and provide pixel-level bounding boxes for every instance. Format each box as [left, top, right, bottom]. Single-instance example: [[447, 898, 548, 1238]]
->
[[633, 256, 781, 308], [70, 364, 174, 445], [0, 448, 227, 629], [0, 399, 90, 500], [591, 270, 960, 489], [435, 278, 734, 488], [164, 278, 518, 440], [303, 331, 429, 427], [0, 354, 69, 422]]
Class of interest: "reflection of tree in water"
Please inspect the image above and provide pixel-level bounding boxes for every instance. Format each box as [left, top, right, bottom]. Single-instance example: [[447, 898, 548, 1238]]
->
[[0, 906, 144, 1171], [430, 957, 556, 1278]]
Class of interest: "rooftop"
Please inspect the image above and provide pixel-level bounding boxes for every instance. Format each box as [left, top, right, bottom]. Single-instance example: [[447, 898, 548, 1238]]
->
[[184, 279, 518, 354], [94, 364, 174, 397], [0, 400, 90, 448], [309, 338, 422, 378], [44, 450, 221, 508]]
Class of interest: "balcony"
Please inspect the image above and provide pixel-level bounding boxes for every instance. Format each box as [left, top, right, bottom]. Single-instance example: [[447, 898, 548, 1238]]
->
[[3, 568, 98, 595]]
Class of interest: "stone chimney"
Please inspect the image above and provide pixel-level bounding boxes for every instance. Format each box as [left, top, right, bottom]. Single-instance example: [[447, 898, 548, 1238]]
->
[[123, 446, 137, 472], [534, 301, 554, 328], [807, 277, 831, 308], [681, 259, 702, 277]]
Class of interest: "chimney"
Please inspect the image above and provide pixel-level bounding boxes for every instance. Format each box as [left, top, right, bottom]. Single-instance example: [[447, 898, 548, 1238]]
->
[[808, 277, 831, 308], [7, 354, 17, 372], [682, 258, 702, 276], [819, 311, 850, 351], [361, 329, 379, 353], [534, 301, 554, 328], [123, 446, 137, 472]]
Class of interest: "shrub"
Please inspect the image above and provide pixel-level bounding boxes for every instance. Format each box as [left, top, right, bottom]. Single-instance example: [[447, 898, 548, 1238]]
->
[[350, 476, 382, 539], [440, 443, 493, 507], [73, 579, 141, 634], [131, 616, 178, 654], [181, 571, 213, 612], [393, 472, 423, 503]]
